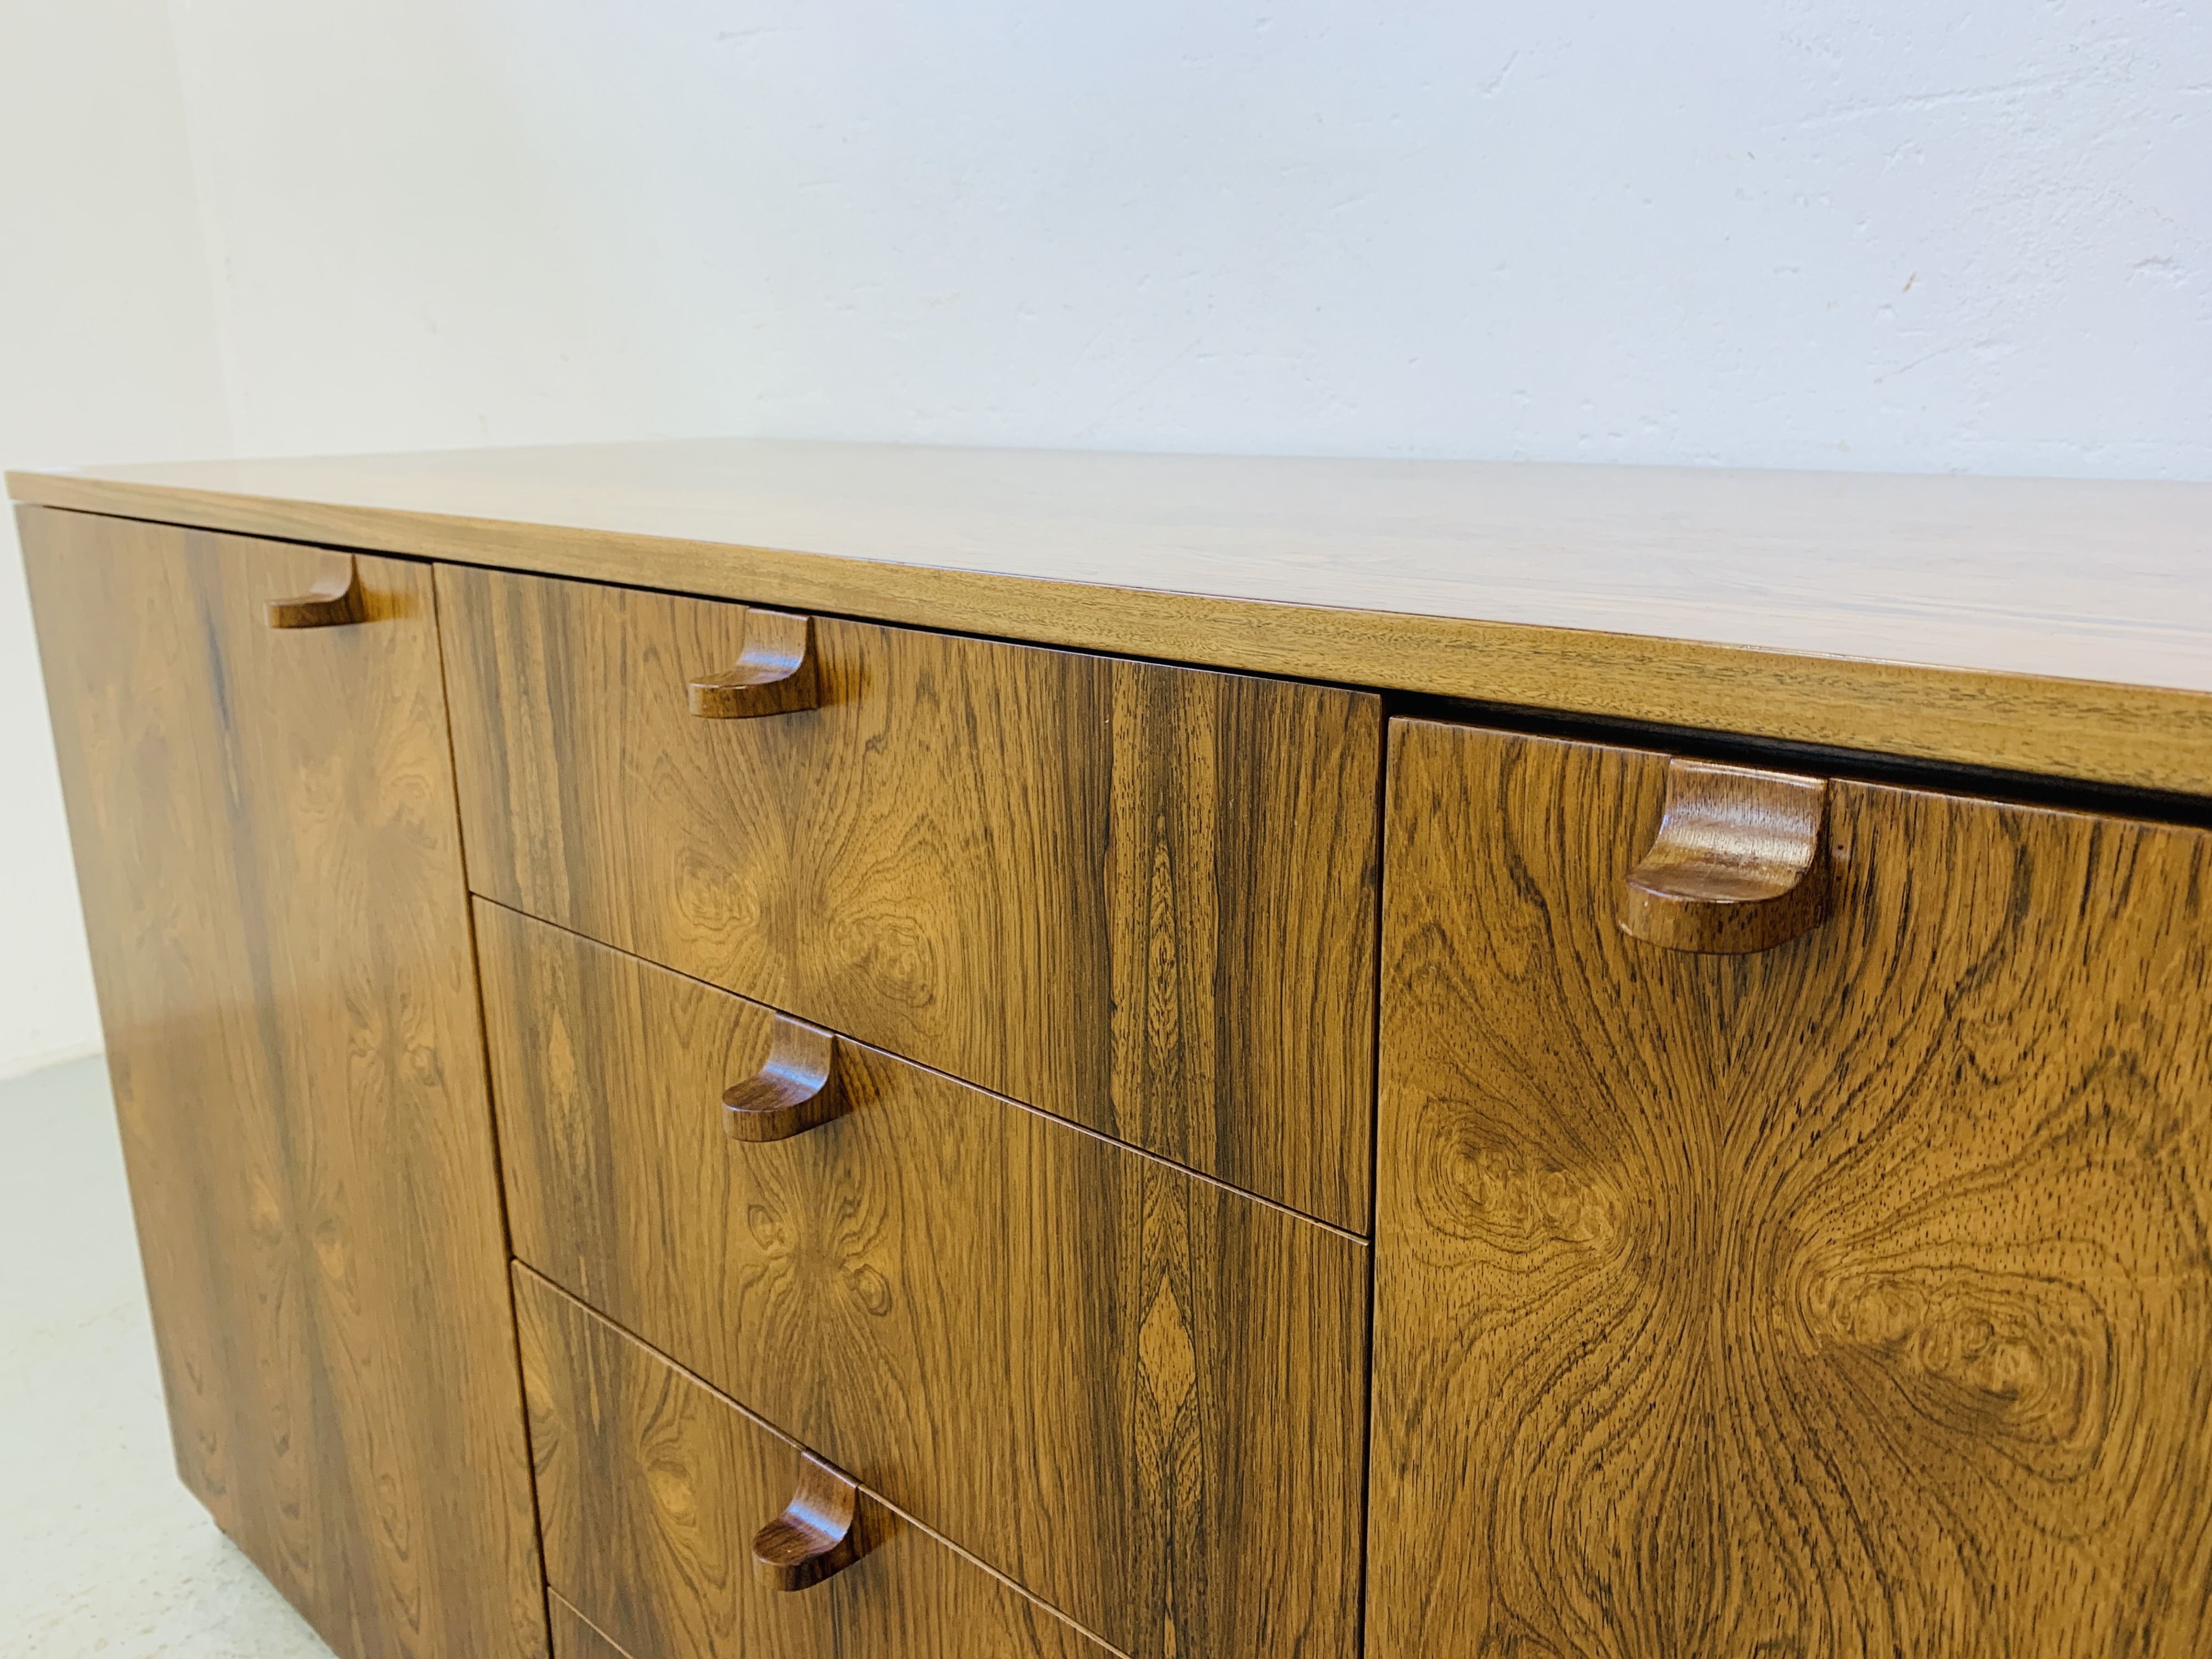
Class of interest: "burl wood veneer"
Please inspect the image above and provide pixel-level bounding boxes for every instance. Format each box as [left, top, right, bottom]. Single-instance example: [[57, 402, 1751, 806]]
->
[[1370, 721, 2212, 1657], [517, 1269, 1113, 1659], [17, 438, 2212, 1659], [437, 561, 1381, 1231], [478, 902, 1367, 1659]]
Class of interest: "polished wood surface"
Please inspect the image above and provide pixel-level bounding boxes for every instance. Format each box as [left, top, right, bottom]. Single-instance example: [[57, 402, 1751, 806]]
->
[[19, 506, 546, 1658], [480, 904, 1368, 1659], [722, 1014, 849, 1142], [442, 562, 1380, 1228], [1620, 758, 1831, 952], [263, 550, 364, 628], [687, 607, 821, 718], [549, 1595, 636, 1659], [517, 1269, 1115, 1659], [753, 1451, 865, 1591], [13, 439, 2212, 791], [1371, 718, 2212, 1656]]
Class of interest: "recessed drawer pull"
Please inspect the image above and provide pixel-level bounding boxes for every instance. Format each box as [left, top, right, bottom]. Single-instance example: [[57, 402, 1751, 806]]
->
[[688, 609, 821, 717], [723, 1014, 848, 1141], [752, 1449, 863, 1591], [1620, 759, 1830, 953], [264, 552, 365, 629]]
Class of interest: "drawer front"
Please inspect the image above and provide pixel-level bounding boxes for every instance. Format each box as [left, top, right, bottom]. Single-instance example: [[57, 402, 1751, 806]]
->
[[480, 902, 1368, 1659], [517, 1271, 1111, 1659], [1371, 720, 2212, 1657], [438, 562, 1379, 1229]]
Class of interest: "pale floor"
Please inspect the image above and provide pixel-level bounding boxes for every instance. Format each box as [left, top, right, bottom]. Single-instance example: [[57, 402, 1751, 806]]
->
[[1, 1056, 334, 1658]]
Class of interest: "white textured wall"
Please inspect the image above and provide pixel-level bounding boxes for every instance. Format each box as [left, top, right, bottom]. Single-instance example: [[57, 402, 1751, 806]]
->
[[165, 1, 2211, 475], [2, 3, 2208, 1075], [1, 0, 232, 1078]]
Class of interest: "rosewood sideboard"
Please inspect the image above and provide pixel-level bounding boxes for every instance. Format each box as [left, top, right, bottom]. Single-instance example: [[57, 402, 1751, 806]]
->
[[13, 442, 2210, 1658]]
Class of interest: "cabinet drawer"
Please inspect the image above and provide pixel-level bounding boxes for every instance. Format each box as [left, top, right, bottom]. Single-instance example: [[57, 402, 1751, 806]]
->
[[1371, 720, 2212, 1656], [438, 562, 1379, 1229], [480, 902, 1368, 1659], [517, 1271, 1111, 1659]]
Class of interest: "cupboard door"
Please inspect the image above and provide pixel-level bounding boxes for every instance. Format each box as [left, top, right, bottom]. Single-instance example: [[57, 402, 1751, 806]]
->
[[20, 508, 545, 1658], [437, 562, 1380, 1229], [1371, 719, 2212, 1657], [518, 1271, 1114, 1659]]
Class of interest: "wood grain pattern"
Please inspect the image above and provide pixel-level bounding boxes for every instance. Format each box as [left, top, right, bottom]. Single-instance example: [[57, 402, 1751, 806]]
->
[[549, 1594, 636, 1659], [517, 1268, 1117, 1659], [479, 902, 1369, 1659], [18, 506, 546, 1658], [440, 562, 1380, 1229], [12, 439, 2212, 791], [1371, 718, 2212, 1657]]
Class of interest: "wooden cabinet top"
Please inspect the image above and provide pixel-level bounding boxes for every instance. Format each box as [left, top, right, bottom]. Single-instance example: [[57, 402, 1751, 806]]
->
[[12, 439, 2209, 793]]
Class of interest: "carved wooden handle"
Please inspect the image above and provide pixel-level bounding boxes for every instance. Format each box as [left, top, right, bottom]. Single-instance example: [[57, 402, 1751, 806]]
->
[[753, 1450, 862, 1591], [689, 608, 820, 717], [724, 1014, 848, 1142], [1620, 759, 1831, 953], [264, 552, 365, 629]]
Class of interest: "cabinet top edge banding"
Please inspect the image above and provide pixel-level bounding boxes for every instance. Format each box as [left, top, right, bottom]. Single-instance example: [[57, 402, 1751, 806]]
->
[[13, 439, 2211, 794]]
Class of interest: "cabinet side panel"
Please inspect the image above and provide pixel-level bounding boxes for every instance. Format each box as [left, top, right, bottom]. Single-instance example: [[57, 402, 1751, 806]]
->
[[20, 506, 547, 1659]]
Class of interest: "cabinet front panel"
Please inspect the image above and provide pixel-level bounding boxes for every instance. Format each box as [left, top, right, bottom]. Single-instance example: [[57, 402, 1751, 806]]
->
[[518, 1269, 1113, 1659], [437, 562, 1379, 1229], [479, 902, 1368, 1659], [1372, 719, 2212, 1658], [549, 1596, 633, 1659], [20, 508, 545, 1658]]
